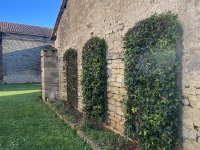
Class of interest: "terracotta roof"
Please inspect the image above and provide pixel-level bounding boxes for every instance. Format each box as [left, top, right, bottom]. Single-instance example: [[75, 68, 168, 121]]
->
[[0, 21, 52, 37]]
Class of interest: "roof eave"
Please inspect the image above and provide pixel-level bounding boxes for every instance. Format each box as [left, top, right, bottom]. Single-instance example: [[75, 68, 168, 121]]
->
[[0, 30, 50, 38], [50, 0, 68, 40]]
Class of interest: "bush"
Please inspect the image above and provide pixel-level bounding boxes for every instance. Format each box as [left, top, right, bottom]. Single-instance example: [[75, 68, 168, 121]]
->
[[63, 48, 78, 108], [82, 37, 107, 121], [123, 11, 182, 149]]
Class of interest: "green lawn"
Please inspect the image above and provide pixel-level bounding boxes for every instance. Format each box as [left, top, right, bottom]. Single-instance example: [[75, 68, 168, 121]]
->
[[0, 84, 92, 150]]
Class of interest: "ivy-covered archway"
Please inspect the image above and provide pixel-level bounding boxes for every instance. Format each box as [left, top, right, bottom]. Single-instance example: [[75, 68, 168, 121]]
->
[[123, 12, 182, 149], [63, 48, 78, 109], [82, 37, 108, 121]]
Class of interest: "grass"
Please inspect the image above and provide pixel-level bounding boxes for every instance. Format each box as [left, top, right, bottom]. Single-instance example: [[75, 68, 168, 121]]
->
[[82, 123, 123, 150], [0, 84, 92, 150], [48, 99, 138, 150]]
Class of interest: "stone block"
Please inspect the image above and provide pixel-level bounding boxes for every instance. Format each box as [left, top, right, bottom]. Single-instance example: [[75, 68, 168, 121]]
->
[[108, 98, 115, 105], [116, 101, 122, 107], [108, 76, 115, 82], [108, 119, 116, 129], [121, 116, 125, 122], [51, 84, 59, 91], [183, 140, 196, 150], [43, 89, 50, 99], [189, 86, 197, 96], [43, 50, 56, 57], [43, 68, 51, 77], [182, 127, 197, 141], [112, 63, 124, 69], [110, 81, 122, 87], [107, 110, 115, 117], [196, 89, 200, 95], [44, 77, 53, 82], [42, 91, 46, 100], [194, 140, 200, 148], [116, 106, 124, 116], [112, 59, 120, 63], [110, 87, 119, 94], [49, 91, 55, 99], [107, 64, 112, 69], [46, 62, 57, 68], [114, 23, 124, 31], [119, 87, 127, 96], [115, 114, 122, 121], [183, 88, 189, 95], [119, 121, 124, 127], [105, 29, 113, 35], [43, 56, 53, 62], [113, 94, 123, 101], [107, 68, 112, 76], [115, 74, 124, 83], [182, 98, 190, 106], [53, 78, 59, 83], [107, 60, 112, 64], [108, 104, 117, 113], [43, 83, 51, 90], [182, 118, 195, 130], [41, 61, 45, 68], [183, 107, 197, 119], [78, 91, 82, 96], [119, 68, 124, 75], [115, 123, 124, 133], [193, 117, 200, 127], [197, 129, 200, 136], [189, 95, 200, 109], [108, 115, 119, 123], [107, 52, 124, 60], [107, 92, 114, 99]]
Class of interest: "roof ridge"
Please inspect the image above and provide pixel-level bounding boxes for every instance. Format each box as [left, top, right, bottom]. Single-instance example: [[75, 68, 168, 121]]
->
[[0, 21, 52, 29], [0, 21, 52, 37]]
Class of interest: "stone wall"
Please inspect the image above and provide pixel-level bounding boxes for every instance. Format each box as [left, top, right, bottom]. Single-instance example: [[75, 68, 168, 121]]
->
[[2, 33, 53, 83], [54, 0, 200, 149], [0, 34, 3, 84], [41, 48, 59, 100], [106, 52, 126, 133]]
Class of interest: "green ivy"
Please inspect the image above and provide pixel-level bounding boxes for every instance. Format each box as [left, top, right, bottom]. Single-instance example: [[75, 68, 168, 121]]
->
[[82, 37, 108, 122], [63, 48, 78, 109], [123, 11, 182, 149]]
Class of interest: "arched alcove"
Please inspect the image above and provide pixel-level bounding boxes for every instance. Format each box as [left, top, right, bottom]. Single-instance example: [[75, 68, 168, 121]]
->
[[63, 48, 78, 109]]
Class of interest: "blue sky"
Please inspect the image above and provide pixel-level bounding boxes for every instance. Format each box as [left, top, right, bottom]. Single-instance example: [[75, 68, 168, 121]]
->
[[0, 0, 62, 28]]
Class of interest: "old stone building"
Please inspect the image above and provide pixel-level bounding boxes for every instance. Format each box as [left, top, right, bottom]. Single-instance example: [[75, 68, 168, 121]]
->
[[0, 21, 53, 83], [44, 0, 200, 149]]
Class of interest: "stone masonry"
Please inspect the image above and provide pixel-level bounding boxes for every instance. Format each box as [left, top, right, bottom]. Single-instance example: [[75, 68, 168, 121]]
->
[[51, 0, 200, 149], [41, 48, 59, 100], [0, 34, 3, 83], [2, 34, 53, 83]]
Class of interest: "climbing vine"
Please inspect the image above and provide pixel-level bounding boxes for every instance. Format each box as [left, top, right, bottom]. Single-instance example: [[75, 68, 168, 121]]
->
[[123, 12, 182, 149], [82, 37, 107, 121], [63, 48, 78, 109]]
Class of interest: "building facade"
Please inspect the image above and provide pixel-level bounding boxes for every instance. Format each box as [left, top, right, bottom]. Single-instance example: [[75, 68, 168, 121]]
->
[[48, 0, 200, 149], [0, 21, 53, 83]]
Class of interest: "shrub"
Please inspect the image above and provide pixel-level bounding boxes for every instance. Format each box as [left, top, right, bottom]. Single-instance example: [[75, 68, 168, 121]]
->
[[123, 11, 182, 149], [82, 37, 107, 121], [63, 48, 78, 108]]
